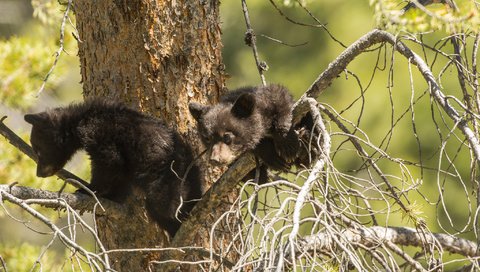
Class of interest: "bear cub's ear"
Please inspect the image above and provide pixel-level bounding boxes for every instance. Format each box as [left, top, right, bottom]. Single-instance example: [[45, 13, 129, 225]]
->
[[231, 93, 255, 119], [189, 103, 210, 121], [24, 113, 50, 126]]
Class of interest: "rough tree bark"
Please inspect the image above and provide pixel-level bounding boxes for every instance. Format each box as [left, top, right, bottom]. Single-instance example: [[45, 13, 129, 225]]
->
[[74, 0, 229, 270], [2, 3, 480, 268]]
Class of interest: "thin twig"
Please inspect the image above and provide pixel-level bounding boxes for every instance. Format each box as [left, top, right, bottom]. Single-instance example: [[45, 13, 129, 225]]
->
[[0, 189, 109, 270], [297, 29, 480, 165], [241, 0, 267, 86], [267, 0, 347, 48], [36, 0, 73, 96], [260, 34, 308, 47], [0, 256, 6, 272]]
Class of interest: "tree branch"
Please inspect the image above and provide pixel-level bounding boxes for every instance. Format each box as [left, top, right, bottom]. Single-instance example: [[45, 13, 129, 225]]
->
[[155, 154, 256, 270], [4, 27, 478, 270], [300, 226, 478, 259], [287, 98, 330, 267], [173, 98, 320, 247], [36, 0, 72, 96], [0, 184, 125, 218], [172, 153, 256, 246], [174, 29, 480, 270], [0, 184, 110, 270], [296, 29, 480, 164], [241, 0, 267, 86]]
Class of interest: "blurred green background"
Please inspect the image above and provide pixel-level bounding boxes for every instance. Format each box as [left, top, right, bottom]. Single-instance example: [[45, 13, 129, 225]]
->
[[0, 0, 477, 270]]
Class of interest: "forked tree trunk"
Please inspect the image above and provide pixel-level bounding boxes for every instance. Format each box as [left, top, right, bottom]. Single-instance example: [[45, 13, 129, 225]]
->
[[74, 1, 232, 270]]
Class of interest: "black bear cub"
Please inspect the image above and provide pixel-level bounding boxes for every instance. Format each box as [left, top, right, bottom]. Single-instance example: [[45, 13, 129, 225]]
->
[[25, 98, 202, 236], [189, 84, 313, 182]]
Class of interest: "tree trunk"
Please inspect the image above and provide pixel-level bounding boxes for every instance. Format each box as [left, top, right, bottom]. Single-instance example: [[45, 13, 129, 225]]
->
[[74, 0, 229, 270]]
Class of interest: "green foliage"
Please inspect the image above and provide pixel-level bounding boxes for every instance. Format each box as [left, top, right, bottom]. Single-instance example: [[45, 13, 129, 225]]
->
[[0, 0, 83, 186], [0, 2, 87, 268], [0, 242, 92, 271], [0, 0, 478, 269], [0, 0, 78, 109], [0, 131, 40, 186], [0, 0, 82, 189], [280, 0, 309, 7], [0, 243, 62, 271], [371, 0, 479, 32], [1, 34, 56, 108], [32, 0, 67, 26]]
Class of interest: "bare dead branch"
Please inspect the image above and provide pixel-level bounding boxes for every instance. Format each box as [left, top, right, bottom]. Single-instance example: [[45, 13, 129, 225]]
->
[[172, 98, 322, 251], [172, 153, 256, 246], [301, 226, 478, 258], [0, 256, 6, 272], [298, 29, 480, 165], [288, 98, 330, 264], [36, 0, 72, 96], [319, 105, 412, 214], [0, 187, 109, 270], [176, 28, 480, 271], [259, 34, 308, 48], [241, 0, 267, 86], [267, 0, 347, 48], [0, 185, 124, 217], [402, 0, 458, 13]]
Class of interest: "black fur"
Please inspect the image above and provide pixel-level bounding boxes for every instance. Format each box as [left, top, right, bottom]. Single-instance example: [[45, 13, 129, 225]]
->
[[294, 112, 321, 168], [189, 84, 301, 183], [25, 98, 202, 236]]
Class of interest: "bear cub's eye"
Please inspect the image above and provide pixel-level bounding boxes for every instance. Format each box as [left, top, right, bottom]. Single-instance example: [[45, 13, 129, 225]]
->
[[222, 132, 234, 145]]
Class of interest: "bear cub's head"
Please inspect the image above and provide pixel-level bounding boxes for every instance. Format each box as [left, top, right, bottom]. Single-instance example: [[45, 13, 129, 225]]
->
[[25, 111, 79, 178], [189, 93, 265, 166]]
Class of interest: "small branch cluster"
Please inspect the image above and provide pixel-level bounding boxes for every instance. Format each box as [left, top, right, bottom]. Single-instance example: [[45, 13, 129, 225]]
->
[[2, 18, 480, 270], [0, 185, 112, 270], [169, 29, 480, 270], [241, 0, 267, 86]]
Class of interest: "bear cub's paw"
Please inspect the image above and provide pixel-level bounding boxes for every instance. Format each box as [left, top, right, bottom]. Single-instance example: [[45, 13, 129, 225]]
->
[[273, 128, 300, 162]]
